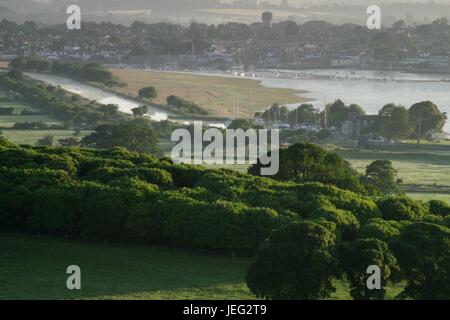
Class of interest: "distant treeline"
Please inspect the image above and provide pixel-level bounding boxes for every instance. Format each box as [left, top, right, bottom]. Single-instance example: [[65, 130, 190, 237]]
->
[[9, 57, 118, 87], [0, 71, 126, 129]]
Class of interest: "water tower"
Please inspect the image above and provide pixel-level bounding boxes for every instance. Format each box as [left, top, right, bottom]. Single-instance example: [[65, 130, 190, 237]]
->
[[262, 11, 273, 28]]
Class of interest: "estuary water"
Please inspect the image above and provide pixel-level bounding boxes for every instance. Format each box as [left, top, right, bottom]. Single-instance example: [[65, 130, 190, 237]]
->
[[260, 69, 450, 133], [26, 69, 450, 133]]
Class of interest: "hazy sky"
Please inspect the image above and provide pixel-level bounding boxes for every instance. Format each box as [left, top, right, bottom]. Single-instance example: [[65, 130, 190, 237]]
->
[[22, 0, 450, 6]]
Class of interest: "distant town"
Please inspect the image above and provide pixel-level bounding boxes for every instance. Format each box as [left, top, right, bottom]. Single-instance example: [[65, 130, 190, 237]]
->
[[1, 11, 450, 75]]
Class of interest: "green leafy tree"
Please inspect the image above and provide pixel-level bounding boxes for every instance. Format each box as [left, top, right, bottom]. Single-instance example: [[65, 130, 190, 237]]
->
[[249, 143, 366, 194], [246, 221, 337, 300], [98, 104, 119, 116], [429, 200, 450, 217], [37, 135, 54, 146], [340, 238, 399, 300], [409, 101, 447, 140], [138, 86, 157, 100], [377, 104, 413, 140], [358, 218, 403, 242], [131, 105, 148, 117], [363, 160, 399, 195], [391, 223, 450, 299], [81, 121, 161, 155], [227, 119, 259, 130], [377, 196, 429, 221], [58, 137, 80, 147]]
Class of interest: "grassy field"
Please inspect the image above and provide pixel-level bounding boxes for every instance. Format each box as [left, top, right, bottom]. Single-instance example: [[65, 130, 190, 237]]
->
[[2, 130, 90, 146], [0, 233, 253, 300], [110, 69, 308, 118], [0, 86, 92, 146], [0, 93, 62, 126], [336, 149, 450, 202], [0, 233, 404, 300], [405, 193, 450, 202]]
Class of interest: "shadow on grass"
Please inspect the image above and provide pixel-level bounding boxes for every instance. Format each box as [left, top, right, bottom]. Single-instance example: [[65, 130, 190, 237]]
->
[[0, 233, 253, 300]]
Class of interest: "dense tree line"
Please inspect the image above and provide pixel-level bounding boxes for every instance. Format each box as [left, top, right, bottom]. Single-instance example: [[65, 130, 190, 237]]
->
[[249, 143, 401, 196], [9, 57, 117, 86], [0, 71, 126, 129], [260, 99, 447, 141], [0, 137, 448, 299]]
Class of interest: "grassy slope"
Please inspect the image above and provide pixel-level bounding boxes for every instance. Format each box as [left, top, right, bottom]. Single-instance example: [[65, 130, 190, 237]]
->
[[0, 233, 404, 300], [110, 69, 308, 118], [0, 233, 254, 300], [336, 149, 450, 202]]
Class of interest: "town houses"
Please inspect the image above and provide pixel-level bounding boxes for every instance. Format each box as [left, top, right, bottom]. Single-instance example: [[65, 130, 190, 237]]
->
[[1, 16, 450, 73]]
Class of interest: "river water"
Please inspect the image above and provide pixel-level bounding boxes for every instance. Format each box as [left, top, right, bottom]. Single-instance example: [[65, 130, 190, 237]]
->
[[26, 69, 450, 133], [260, 69, 450, 133]]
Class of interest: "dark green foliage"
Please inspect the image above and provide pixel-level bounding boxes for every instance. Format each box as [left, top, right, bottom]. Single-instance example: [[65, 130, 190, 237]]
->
[[377, 196, 429, 221], [249, 143, 367, 194], [10, 57, 115, 86], [376, 104, 413, 140], [324, 100, 365, 128], [429, 200, 450, 217], [358, 218, 403, 242], [340, 239, 399, 300], [10, 56, 50, 71], [363, 160, 399, 195], [58, 137, 80, 147], [391, 223, 450, 299], [246, 222, 337, 300], [227, 119, 260, 130], [131, 105, 148, 117], [87, 167, 173, 188], [166, 95, 208, 115], [0, 138, 448, 299], [81, 121, 161, 155], [138, 86, 157, 100], [409, 101, 448, 139], [0, 107, 14, 115], [309, 205, 360, 241], [37, 135, 54, 146]]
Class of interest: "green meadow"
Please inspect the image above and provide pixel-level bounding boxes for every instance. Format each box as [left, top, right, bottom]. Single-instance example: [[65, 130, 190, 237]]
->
[[0, 233, 404, 300]]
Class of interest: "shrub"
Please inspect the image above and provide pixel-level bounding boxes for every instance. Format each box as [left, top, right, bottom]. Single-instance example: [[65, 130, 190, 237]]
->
[[377, 197, 429, 221], [429, 200, 450, 217]]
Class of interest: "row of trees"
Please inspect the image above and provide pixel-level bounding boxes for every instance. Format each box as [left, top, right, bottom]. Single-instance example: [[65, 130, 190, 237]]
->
[[258, 99, 447, 141], [373, 101, 447, 141], [249, 143, 401, 196], [0, 138, 448, 299], [0, 71, 127, 129], [247, 218, 449, 300], [9, 57, 117, 86]]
